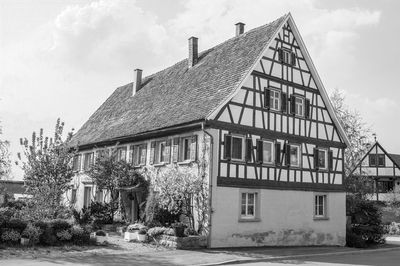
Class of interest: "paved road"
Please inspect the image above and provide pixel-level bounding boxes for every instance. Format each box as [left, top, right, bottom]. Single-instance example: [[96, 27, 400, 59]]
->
[[234, 248, 400, 266]]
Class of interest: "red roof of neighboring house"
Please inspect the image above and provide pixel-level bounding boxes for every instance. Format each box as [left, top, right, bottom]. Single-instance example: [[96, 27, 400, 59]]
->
[[0, 180, 27, 195]]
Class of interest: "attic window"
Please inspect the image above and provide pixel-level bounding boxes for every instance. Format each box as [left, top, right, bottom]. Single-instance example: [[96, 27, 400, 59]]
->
[[369, 154, 385, 167], [278, 48, 296, 66]]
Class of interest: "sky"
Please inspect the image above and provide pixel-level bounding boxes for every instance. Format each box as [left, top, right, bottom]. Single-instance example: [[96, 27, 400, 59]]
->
[[1, 0, 399, 180]]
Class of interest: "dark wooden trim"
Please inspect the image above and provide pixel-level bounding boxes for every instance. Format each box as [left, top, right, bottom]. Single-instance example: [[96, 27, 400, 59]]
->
[[217, 176, 345, 192], [207, 120, 346, 149]]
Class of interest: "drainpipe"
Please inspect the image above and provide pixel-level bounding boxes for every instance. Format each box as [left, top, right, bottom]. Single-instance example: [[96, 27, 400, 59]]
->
[[202, 121, 213, 249]]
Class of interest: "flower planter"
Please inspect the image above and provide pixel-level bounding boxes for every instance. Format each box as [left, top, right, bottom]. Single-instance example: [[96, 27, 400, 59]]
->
[[20, 237, 30, 246], [137, 234, 147, 242], [124, 231, 138, 241]]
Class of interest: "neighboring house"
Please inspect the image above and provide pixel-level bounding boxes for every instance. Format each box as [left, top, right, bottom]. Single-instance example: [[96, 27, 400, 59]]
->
[[0, 180, 28, 204], [349, 141, 400, 201], [70, 13, 349, 247]]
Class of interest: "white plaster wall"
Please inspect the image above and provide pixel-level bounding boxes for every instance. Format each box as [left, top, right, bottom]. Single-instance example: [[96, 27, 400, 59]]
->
[[210, 186, 346, 248]]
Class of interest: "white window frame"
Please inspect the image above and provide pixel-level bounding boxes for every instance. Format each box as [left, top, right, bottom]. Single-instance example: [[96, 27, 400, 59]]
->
[[231, 135, 245, 161], [157, 141, 167, 164], [240, 192, 257, 219], [262, 139, 275, 164], [290, 144, 302, 168], [314, 194, 328, 219], [130, 143, 147, 166], [269, 89, 281, 111], [294, 96, 305, 117], [318, 148, 328, 171]]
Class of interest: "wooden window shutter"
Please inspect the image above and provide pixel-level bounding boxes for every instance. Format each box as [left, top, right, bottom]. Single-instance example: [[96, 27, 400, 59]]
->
[[290, 95, 296, 115], [166, 139, 172, 163], [172, 138, 180, 163], [285, 144, 291, 166], [223, 134, 232, 160], [313, 148, 319, 170], [245, 138, 252, 162], [149, 141, 156, 164], [291, 52, 296, 66], [328, 150, 333, 170], [78, 154, 82, 171], [278, 48, 283, 62], [190, 135, 197, 161], [305, 99, 311, 118], [256, 140, 263, 164], [264, 88, 271, 109], [275, 142, 281, 165], [281, 92, 287, 113]]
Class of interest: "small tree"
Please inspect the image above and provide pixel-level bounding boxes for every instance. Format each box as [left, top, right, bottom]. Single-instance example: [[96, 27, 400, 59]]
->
[[88, 149, 148, 222], [17, 118, 76, 220], [0, 121, 11, 179]]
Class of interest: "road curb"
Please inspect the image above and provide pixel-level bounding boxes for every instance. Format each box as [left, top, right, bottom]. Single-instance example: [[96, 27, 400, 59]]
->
[[197, 246, 400, 266]]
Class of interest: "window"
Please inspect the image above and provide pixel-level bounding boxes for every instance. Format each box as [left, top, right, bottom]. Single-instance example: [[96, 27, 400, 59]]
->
[[279, 48, 295, 65], [83, 187, 92, 208], [289, 144, 301, 167], [369, 154, 385, 167], [182, 137, 192, 161], [95, 190, 103, 202], [71, 189, 77, 204], [130, 144, 147, 166], [83, 152, 94, 171], [269, 89, 281, 111], [262, 140, 274, 164], [377, 181, 394, 193], [231, 136, 244, 161], [294, 97, 304, 116], [241, 192, 256, 219], [72, 154, 81, 172], [317, 149, 328, 170], [157, 141, 167, 163], [116, 147, 127, 162], [314, 195, 327, 218]]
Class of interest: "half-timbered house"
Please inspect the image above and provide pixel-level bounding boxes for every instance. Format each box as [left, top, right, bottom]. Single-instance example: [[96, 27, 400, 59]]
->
[[349, 141, 400, 201], [69, 13, 349, 247]]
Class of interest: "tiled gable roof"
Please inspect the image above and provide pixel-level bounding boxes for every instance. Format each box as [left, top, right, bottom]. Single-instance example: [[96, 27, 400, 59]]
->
[[70, 15, 287, 147], [388, 154, 400, 169]]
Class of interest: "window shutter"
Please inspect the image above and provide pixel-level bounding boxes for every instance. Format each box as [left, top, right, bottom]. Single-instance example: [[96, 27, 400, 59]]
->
[[131, 146, 137, 165], [149, 141, 156, 165], [166, 139, 172, 163], [275, 142, 281, 165], [264, 88, 271, 109], [313, 148, 319, 170], [190, 135, 197, 161], [256, 140, 263, 164], [172, 138, 180, 163], [78, 154, 82, 171], [328, 150, 333, 170], [223, 134, 232, 160], [290, 95, 296, 115], [285, 144, 291, 166], [281, 92, 287, 113], [305, 99, 311, 118], [245, 138, 252, 162], [278, 48, 283, 62], [291, 52, 296, 66]]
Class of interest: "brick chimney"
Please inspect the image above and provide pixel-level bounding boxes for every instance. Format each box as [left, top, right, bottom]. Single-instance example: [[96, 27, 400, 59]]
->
[[188, 37, 198, 68], [235, 22, 245, 36], [132, 69, 142, 96]]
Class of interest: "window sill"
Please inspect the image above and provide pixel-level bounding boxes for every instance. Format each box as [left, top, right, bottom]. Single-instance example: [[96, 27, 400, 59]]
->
[[177, 160, 193, 165], [153, 163, 166, 167], [313, 216, 329, 221], [238, 218, 261, 223]]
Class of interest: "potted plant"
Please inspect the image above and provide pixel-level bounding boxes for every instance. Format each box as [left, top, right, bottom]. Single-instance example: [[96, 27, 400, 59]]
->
[[172, 222, 186, 237], [137, 228, 147, 242]]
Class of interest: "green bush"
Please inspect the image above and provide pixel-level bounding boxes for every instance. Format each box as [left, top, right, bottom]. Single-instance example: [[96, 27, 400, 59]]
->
[[72, 207, 92, 225], [346, 228, 367, 248], [346, 196, 385, 247], [4, 218, 27, 233], [51, 219, 71, 233], [0, 207, 13, 228], [95, 230, 106, 236], [56, 230, 72, 241], [1, 230, 21, 243], [21, 224, 42, 245], [89, 202, 113, 224], [71, 225, 90, 245], [40, 225, 57, 246]]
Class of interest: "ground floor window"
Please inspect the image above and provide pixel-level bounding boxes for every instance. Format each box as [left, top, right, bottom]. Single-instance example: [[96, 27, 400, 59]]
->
[[377, 180, 394, 193], [83, 187, 92, 208], [314, 194, 327, 219], [239, 190, 260, 222]]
